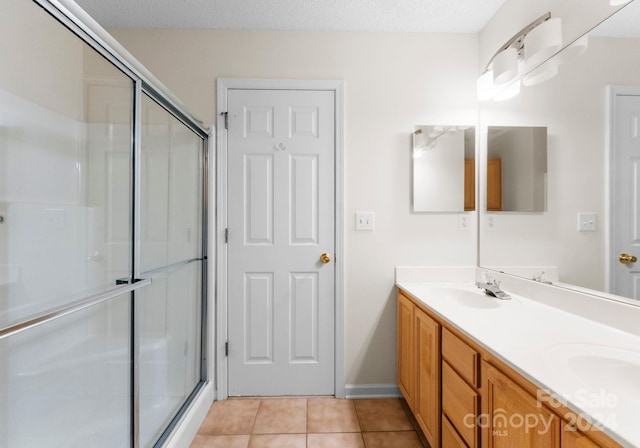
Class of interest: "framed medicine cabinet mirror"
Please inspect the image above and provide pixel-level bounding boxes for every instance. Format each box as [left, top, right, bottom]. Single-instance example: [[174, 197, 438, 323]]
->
[[412, 125, 476, 212]]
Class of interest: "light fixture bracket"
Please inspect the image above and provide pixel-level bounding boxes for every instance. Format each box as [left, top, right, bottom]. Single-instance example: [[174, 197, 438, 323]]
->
[[483, 12, 551, 73]]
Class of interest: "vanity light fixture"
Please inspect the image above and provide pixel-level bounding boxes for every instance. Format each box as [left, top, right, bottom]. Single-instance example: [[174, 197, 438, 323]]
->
[[493, 79, 521, 101], [522, 60, 559, 86], [553, 35, 589, 65], [492, 47, 519, 85], [413, 126, 456, 158], [524, 17, 563, 69], [478, 12, 569, 101], [477, 70, 502, 101]]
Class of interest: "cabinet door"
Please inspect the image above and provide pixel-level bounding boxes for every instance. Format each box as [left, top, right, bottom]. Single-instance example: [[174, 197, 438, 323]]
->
[[415, 307, 441, 448], [562, 425, 600, 448], [398, 293, 415, 410], [482, 361, 560, 448]]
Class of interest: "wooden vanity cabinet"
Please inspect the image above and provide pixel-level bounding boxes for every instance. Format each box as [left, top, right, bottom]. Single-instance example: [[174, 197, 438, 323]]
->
[[397, 288, 623, 448], [482, 361, 560, 448], [442, 328, 480, 448], [415, 307, 441, 447], [398, 293, 416, 410], [562, 425, 601, 448], [443, 414, 472, 448], [397, 291, 441, 448]]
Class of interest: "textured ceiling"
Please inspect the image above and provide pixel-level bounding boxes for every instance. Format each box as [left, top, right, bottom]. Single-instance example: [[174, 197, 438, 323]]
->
[[72, 0, 507, 33]]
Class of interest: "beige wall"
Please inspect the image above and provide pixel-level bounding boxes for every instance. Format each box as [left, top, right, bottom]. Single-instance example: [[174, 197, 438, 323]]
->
[[0, 0, 83, 120], [109, 29, 479, 385]]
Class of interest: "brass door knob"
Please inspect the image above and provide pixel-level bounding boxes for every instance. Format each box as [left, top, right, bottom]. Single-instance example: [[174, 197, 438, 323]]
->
[[619, 253, 637, 264], [320, 253, 331, 264]]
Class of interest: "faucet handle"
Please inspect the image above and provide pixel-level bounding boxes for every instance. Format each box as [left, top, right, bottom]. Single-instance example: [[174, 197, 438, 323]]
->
[[482, 271, 498, 286]]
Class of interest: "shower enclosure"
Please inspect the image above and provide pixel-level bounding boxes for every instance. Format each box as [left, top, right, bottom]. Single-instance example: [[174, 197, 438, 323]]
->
[[0, 0, 210, 446]]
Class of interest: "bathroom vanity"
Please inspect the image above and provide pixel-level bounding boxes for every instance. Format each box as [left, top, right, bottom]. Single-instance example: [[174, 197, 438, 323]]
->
[[396, 267, 640, 448]]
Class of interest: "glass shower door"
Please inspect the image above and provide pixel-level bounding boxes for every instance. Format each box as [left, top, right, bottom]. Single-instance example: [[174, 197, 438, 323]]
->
[[137, 93, 205, 447], [0, 0, 137, 445]]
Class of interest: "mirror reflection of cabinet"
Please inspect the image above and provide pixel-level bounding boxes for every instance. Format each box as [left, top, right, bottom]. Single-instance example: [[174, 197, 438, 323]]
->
[[464, 158, 475, 211], [486, 158, 502, 211], [413, 125, 476, 213], [486, 126, 547, 212]]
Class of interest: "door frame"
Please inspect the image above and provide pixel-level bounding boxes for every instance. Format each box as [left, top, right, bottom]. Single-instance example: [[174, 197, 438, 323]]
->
[[606, 85, 640, 295], [215, 79, 345, 399]]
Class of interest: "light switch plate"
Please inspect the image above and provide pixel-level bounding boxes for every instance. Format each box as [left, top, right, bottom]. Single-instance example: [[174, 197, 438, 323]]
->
[[577, 212, 597, 232], [458, 213, 470, 232], [486, 215, 497, 232], [355, 212, 375, 231]]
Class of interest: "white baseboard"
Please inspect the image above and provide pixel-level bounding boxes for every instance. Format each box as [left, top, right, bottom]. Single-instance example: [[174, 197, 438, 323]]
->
[[344, 384, 401, 399], [163, 382, 215, 448]]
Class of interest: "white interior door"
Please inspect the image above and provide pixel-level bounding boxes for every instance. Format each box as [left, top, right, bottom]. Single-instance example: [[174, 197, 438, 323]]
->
[[227, 88, 335, 396], [612, 93, 640, 299]]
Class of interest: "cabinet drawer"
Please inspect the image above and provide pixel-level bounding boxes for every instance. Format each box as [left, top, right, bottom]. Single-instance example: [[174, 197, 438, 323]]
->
[[442, 327, 479, 387], [442, 414, 470, 448], [442, 361, 479, 448]]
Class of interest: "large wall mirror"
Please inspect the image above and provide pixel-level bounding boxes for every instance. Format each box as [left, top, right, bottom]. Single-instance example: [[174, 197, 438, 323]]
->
[[413, 125, 476, 212], [486, 126, 548, 212], [479, 1, 640, 301]]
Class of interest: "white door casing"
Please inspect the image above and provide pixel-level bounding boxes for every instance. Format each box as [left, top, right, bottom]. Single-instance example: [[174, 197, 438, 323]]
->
[[217, 80, 344, 397], [610, 88, 640, 300]]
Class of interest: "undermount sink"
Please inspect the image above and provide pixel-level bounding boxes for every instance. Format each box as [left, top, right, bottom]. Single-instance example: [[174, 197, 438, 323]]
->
[[548, 343, 640, 402], [432, 287, 501, 309]]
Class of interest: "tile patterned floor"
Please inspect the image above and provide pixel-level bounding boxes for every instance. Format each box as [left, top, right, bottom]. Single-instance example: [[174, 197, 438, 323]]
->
[[191, 397, 426, 448]]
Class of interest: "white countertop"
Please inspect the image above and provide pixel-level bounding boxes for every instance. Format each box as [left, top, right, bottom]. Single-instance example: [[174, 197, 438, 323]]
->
[[396, 280, 640, 448]]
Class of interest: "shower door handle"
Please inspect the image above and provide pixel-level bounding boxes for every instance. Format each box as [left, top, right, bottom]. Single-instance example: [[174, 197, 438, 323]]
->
[[115, 277, 148, 285], [0, 278, 152, 341]]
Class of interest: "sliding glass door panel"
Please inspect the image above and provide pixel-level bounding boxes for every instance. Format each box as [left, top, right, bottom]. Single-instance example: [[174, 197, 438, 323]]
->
[[138, 93, 204, 447], [0, 294, 131, 448], [138, 262, 202, 447], [139, 94, 203, 275]]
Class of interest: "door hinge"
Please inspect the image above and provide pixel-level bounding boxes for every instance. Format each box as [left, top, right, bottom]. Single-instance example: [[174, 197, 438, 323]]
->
[[224, 228, 229, 244], [221, 112, 228, 130], [225, 341, 229, 357]]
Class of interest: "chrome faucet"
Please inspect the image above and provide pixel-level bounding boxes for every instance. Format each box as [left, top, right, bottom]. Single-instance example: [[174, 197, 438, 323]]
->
[[532, 271, 552, 284], [476, 273, 511, 300]]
